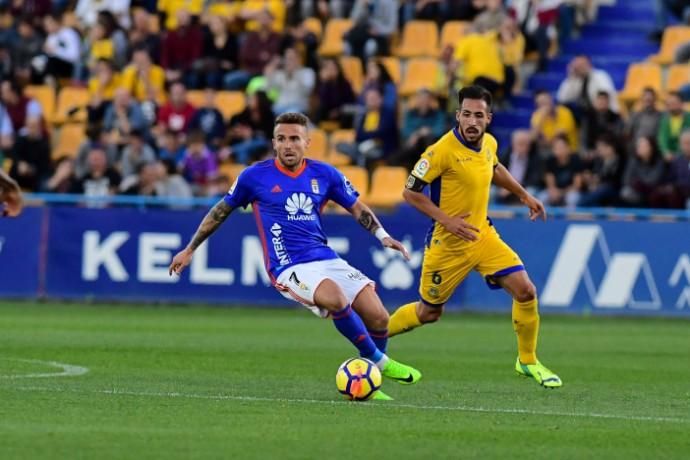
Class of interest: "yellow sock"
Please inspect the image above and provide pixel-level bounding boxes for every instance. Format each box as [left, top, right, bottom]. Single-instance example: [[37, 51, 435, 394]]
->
[[388, 302, 422, 337], [512, 297, 540, 365]]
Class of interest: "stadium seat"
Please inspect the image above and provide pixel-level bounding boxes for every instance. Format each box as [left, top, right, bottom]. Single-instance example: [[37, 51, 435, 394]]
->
[[327, 129, 355, 166], [302, 17, 323, 41], [666, 64, 690, 92], [366, 166, 407, 208], [650, 25, 690, 65], [318, 18, 353, 56], [378, 56, 401, 85], [24, 85, 56, 123], [399, 57, 441, 97], [440, 20, 469, 50], [187, 91, 246, 120], [53, 87, 89, 124], [619, 63, 662, 103], [395, 20, 439, 58], [218, 163, 245, 182], [337, 165, 369, 199], [339, 56, 364, 93], [306, 129, 328, 161], [52, 123, 85, 160]]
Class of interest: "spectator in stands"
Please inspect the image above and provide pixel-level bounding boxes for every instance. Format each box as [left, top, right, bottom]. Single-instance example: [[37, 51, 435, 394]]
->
[[156, 158, 193, 200], [496, 129, 544, 204], [497, 17, 525, 97], [400, 0, 444, 24], [453, 23, 505, 97], [650, 129, 690, 208], [0, 103, 14, 160], [1, 79, 44, 134], [121, 162, 161, 196], [87, 59, 120, 123], [556, 55, 619, 118], [539, 134, 583, 209], [75, 0, 131, 30], [445, 0, 487, 21], [156, 81, 196, 137], [9, 17, 43, 84], [658, 91, 690, 161], [9, 116, 51, 191], [620, 136, 666, 208], [74, 123, 118, 178], [157, 129, 186, 165], [119, 129, 157, 180], [582, 91, 624, 153], [95, 11, 129, 70], [44, 156, 78, 193], [626, 87, 661, 154], [128, 8, 161, 63], [161, 9, 203, 84], [72, 146, 122, 199], [120, 47, 165, 105], [206, 173, 232, 198], [103, 88, 150, 148], [34, 13, 81, 84], [9, 0, 52, 22], [652, 0, 690, 42], [281, 19, 319, 72], [224, 10, 282, 90], [473, 0, 508, 31], [180, 130, 218, 195], [530, 89, 578, 152], [265, 47, 316, 114], [225, 90, 274, 165], [188, 88, 226, 149], [338, 87, 398, 168], [191, 15, 238, 90], [344, 0, 397, 63], [359, 59, 397, 112], [578, 133, 624, 207], [389, 88, 446, 172], [158, 0, 203, 30], [316, 57, 356, 128], [509, 0, 561, 71]]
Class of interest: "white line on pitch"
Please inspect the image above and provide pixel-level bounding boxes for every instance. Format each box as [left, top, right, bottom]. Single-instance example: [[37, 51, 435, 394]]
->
[[0, 359, 89, 379], [5, 385, 688, 424]]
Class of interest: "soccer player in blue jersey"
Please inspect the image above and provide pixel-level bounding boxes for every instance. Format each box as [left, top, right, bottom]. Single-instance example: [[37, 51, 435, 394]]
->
[[169, 112, 421, 399]]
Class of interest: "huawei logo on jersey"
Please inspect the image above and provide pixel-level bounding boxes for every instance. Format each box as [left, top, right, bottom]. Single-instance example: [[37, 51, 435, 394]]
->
[[285, 193, 316, 221]]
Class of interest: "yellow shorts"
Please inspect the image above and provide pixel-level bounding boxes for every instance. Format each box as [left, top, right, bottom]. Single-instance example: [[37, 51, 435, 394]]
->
[[419, 225, 524, 305]]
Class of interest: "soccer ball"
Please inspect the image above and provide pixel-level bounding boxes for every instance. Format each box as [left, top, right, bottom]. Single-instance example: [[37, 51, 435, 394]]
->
[[335, 357, 382, 401]]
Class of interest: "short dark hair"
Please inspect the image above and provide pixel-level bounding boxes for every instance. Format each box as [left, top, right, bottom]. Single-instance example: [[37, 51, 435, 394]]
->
[[274, 112, 310, 129], [596, 90, 610, 99], [458, 85, 493, 111]]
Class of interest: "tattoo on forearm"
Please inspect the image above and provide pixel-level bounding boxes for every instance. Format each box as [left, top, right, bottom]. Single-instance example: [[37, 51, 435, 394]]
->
[[357, 210, 380, 234], [188, 200, 232, 250]]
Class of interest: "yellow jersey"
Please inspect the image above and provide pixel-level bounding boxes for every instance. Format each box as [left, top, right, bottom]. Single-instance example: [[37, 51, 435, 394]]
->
[[411, 128, 498, 251]]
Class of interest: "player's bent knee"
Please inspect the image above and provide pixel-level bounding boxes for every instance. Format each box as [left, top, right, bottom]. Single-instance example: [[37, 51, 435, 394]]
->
[[514, 282, 537, 303], [371, 309, 389, 330]]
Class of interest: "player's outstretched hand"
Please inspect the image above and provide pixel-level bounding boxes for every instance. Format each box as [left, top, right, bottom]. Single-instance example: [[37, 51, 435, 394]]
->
[[1, 188, 23, 217], [169, 248, 193, 276], [381, 237, 410, 261], [441, 213, 479, 242], [521, 194, 547, 221]]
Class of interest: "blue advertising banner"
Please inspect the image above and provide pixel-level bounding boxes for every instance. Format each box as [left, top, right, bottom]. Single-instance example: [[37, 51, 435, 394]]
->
[[3, 204, 689, 317], [0, 207, 43, 297]]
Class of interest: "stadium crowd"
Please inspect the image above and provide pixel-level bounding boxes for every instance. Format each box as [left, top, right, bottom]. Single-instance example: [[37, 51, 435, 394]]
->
[[0, 0, 688, 209]]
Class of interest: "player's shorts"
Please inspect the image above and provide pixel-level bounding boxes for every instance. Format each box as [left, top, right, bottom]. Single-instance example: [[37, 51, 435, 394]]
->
[[419, 224, 524, 306], [275, 258, 374, 318]]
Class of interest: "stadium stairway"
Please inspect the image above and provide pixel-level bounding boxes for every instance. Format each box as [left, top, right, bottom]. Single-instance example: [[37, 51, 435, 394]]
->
[[490, 0, 657, 149]]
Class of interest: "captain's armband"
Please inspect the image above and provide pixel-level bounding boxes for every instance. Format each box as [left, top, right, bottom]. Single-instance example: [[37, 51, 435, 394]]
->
[[405, 174, 428, 192]]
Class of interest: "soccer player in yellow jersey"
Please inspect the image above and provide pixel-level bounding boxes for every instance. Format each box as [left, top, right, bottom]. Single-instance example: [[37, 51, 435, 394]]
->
[[388, 86, 562, 388]]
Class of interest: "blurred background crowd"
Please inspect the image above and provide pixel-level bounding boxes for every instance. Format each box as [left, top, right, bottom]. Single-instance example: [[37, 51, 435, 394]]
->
[[0, 0, 688, 210]]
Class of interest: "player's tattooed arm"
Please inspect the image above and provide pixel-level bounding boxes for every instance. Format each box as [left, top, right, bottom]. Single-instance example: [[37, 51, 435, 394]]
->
[[188, 199, 234, 250], [351, 200, 381, 234]]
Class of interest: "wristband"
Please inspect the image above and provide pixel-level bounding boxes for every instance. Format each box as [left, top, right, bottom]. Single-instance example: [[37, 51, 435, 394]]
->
[[375, 227, 390, 242]]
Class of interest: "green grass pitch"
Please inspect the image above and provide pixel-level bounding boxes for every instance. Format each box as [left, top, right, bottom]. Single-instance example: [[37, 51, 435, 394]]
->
[[0, 302, 688, 459]]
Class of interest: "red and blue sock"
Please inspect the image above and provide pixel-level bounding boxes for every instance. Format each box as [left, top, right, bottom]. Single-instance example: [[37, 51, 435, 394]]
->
[[366, 328, 388, 354], [331, 305, 384, 363]]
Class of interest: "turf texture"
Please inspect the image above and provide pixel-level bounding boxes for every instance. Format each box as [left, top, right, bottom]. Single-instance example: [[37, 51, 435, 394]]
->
[[0, 302, 688, 459]]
